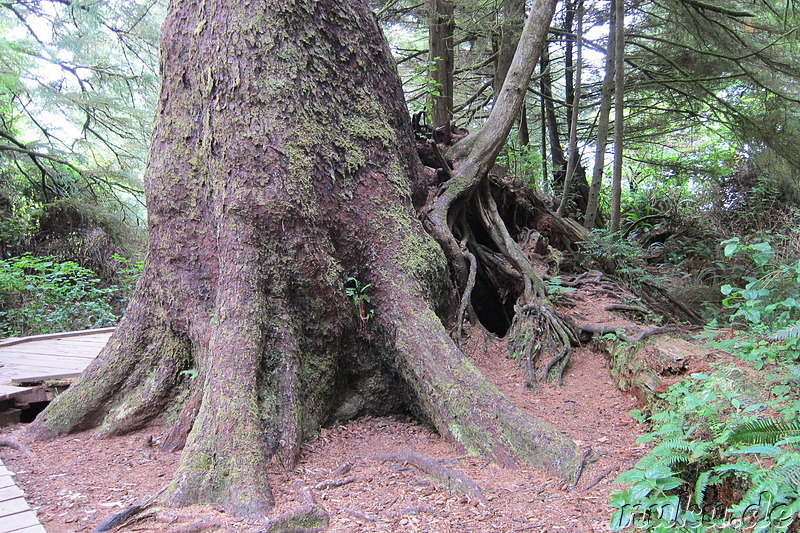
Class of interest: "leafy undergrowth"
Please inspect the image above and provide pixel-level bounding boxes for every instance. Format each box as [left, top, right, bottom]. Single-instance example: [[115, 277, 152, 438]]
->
[[0, 253, 142, 336], [610, 331, 800, 532], [603, 227, 800, 532]]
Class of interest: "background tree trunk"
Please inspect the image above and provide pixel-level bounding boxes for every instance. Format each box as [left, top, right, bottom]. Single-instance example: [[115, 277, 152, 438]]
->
[[28, 0, 579, 520], [429, 0, 455, 143], [583, 0, 616, 230], [611, 0, 626, 232], [557, 0, 584, 217]]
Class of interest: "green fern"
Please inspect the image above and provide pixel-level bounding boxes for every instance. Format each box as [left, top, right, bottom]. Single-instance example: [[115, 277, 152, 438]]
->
[[785, 365, 800, 380], [726, 419, 800, 445], [645, 439, 695, 466], [694, 470, 711, 508], [770, 321, 800, 340], [776, 464, 800, 487]]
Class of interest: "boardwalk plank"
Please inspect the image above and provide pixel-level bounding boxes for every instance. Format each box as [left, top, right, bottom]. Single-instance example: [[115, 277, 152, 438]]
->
[[0, 497, 30, 515], [1, 360, 90, 371], [1, 357, 93, 369], [13, 525, 47, 533], [0, 327, 114, 347], [0, 345, 101, 358], [0, 485, 24, 503], [0, 386, 30, 401], [0, 330, 109, 533], [0, 511, 41, 532]]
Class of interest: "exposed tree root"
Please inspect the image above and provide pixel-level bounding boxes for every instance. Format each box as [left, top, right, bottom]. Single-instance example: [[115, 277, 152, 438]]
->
[[605, 304, 651, 317], [456, 236, 477, 347], [92, 484, 169, 532], [583, 467, 613, 492], [151, 510, 223, 533], [260, 488, 329, 533], [0, 435, 33, 457], [374, 451, 487, 504], [509, 302, 577, 386], [568, 317, 682, 343], [166, 521, 224, 533], [312, 475, 356, 491], [341, 508, 378, 523], [638, 280, 704, 325], [263, 504, 329, 533], [569, 449, 594, 491]]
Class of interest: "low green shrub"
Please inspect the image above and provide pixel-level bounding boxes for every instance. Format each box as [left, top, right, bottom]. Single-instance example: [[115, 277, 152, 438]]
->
[[720, 238, 800, 332], [0, 253, 141, 336], [610, 365, 800, 532]]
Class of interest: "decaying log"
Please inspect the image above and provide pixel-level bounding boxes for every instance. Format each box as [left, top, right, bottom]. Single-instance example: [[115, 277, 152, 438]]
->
[[263, 488, 330, 533]]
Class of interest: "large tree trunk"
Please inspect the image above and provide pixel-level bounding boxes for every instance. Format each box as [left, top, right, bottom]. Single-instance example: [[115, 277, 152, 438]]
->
[[27, 0, 579, 521]]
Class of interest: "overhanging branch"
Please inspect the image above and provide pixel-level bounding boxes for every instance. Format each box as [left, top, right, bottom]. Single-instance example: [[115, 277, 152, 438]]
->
[[680, 0, 754, 18]]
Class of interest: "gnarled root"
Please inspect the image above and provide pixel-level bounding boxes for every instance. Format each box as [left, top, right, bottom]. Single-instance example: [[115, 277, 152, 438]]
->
[[509, 300, 577, 386]]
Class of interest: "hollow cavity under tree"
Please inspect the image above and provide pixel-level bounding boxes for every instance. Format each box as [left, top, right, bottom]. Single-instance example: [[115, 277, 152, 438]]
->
[[27, 0, 580, 519]]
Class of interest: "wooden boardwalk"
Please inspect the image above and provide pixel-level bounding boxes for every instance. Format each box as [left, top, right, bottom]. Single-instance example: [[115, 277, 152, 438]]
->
[[0, 328, 113, 532], [0, 458, 45, 533], [0, 328, 113, 406]]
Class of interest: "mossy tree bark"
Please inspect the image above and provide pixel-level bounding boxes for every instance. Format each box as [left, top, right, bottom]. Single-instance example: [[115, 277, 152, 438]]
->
[[28, 0, 579, 521]]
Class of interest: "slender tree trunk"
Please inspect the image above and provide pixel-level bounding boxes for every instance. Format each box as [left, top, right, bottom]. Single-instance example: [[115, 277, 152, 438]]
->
[[493, 0, 527, 146], [540, 55, 549, 185], [493, 0, 525, 95], [429, 0, 455, 143], [28, 0, 579, 521], [519, 101, 530, 146], [564, 0, 575, 133], [557, 0, 584, 217], [610, 0, 625, 232], [540, 45, 567, 181], [584, 1, 616, 229]]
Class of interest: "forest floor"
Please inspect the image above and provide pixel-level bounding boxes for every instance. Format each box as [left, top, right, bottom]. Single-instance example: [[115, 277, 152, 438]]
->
[[0, 289, 658, 533]]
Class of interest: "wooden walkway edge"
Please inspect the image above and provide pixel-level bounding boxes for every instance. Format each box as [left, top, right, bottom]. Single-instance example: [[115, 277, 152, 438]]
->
[[0, 459, 45, 533], [0, 327, 115, 532], [0, 328, 114, 407]]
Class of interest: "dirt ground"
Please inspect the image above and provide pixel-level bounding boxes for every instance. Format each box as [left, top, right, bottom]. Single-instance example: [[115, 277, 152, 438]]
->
[[0, 292, 653, 533]]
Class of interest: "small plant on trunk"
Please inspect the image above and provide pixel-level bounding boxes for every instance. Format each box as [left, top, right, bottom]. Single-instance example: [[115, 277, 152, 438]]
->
[[345, 277, 374, 321]]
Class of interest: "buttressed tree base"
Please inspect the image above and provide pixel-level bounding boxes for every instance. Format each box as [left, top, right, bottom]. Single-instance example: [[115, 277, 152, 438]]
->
[[28, 0, 579, 519]]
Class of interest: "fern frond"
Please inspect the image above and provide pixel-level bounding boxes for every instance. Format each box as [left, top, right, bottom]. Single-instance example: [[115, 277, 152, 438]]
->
[[775, 453, 800, 487], [653, 438, 695, 454], [713, 462, 760, 477], [787, 365, 800, 380], [727, 444, 782, 456], [726, 419, 800, 445], [661, 454, 691, 466], [694, 471, 711, 508], [775, 464, 800, 487], [771, 321, 800, 340]]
